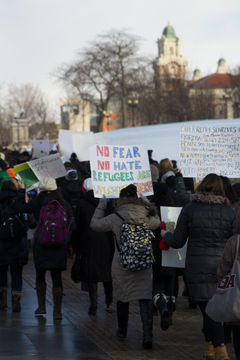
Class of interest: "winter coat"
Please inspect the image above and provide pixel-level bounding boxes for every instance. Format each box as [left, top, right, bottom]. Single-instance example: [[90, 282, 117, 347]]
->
[[16, 189, 73, 270], [0, 190, 28, 266], [164, 192, 237, 302], [59, 180, 82, 206], [74, 191, 114, 282], [175, 174, 191, 206], [217, 233, 240, 325], [90, 197, 160, 302]]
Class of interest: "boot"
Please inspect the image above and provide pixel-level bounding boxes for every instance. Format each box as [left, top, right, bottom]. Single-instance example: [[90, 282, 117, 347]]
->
[[167, 296, 175, 326], [153, 293, 169, 331], [12, 293, 21, 312], [0, 290, 7, 309], [203, 341, 215, 360], [35, 282, 46, 315], [139, 300, 153, 350], [104, 281, 113, 309], [88, 282, 98, 315], [52, 288, 63, 320], [214, 344, 230, 360], [116, 301, 129, 340]]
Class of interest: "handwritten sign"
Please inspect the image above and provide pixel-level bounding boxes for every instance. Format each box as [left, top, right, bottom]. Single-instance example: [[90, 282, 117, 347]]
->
[[28, 153, 67, 180], [180, 125, 240, 178], [89, 144, 153, 198], [160, 206, 187, 268]]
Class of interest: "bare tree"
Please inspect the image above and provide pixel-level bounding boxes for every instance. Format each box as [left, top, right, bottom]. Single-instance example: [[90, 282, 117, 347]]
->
[[4, 83, 58, 139], [54, 29, 151, 131]]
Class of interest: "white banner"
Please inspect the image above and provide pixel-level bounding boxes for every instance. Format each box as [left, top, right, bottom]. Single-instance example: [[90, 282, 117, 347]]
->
[[28, 153, 67, 180], [160, 206, 187, 268], [89, 144, 153, 198], [180, 125, 240, 178]]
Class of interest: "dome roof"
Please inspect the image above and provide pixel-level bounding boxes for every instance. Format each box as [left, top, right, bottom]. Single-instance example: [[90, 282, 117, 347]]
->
[[218, 58, 226, 64], [162, 24, 176, 39]]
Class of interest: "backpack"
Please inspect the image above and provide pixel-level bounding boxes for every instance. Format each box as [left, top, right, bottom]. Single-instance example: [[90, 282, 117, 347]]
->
[[115, 212, 154, 271], [0, 199, 28, 241], [69, 191, 82, 218], [37, 200, 69, 247]]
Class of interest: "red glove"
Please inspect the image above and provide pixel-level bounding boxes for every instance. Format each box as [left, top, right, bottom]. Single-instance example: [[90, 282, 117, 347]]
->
[[160, 240, 170, 251], [160, 221, 166, 230]]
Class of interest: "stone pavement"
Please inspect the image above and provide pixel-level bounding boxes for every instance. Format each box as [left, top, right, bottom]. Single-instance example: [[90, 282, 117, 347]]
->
[[1, 252, 236, 360]]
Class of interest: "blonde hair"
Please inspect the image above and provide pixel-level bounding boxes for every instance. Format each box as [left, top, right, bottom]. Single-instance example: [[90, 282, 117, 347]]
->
[[159, 158, 175, 175]]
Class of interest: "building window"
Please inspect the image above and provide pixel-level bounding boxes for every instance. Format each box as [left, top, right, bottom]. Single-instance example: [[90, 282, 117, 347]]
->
[[233, 102, 240, 118], [170, 47, 173, 55], [219, 104, 226, 118], [106, 117, 112, 126]]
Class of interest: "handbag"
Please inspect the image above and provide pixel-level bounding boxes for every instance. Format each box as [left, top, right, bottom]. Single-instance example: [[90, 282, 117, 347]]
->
[[71, 255, 83, 284], [206, 235, 240, 322]]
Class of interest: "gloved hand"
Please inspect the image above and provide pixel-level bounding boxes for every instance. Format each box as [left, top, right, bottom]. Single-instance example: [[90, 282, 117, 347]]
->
[[140, 193, 149, 202], [159, 240, 170, 251], [100, 195, 107, 205]]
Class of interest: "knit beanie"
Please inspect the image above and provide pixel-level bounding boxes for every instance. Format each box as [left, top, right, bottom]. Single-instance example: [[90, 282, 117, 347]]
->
[[38, 177, 57, 192], [66, 169, 78, 181], [150, 165, 159, 181], [82, 178, 93, 193]]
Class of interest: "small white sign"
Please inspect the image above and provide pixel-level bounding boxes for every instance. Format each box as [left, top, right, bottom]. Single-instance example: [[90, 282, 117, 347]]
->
[[28, 153, 67, 180], [33, 139, 51, 152], [32, 148, 49, 159], [160, 206, 187, 268]]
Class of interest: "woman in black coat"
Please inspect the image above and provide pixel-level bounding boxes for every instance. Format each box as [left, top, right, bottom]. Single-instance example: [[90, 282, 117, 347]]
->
[[16, 177, 74, 320], [0, 180, 28, 312], [73, 178, 114, 315], [161, 173, 237, 360]]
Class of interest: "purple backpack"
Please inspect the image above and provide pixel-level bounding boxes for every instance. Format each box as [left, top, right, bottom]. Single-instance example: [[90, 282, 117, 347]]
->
[[37, 200, 69, 247]]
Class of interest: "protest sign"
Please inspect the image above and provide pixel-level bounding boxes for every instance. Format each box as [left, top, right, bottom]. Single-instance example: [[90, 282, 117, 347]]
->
[[89, 144, 153, 198], [33, 139, 51, 152], [12, 163, 39, 189], [28, 153, 67, 180], [32, 148, 49, 159], [160, 206, 187, 268], [180, 125, 240, 178], [59, 129, 92, 157], [71, 131, 110, 161]]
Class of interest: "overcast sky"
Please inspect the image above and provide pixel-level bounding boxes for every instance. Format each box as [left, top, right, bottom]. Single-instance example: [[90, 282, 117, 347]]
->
[[1, 0, 240, 119]]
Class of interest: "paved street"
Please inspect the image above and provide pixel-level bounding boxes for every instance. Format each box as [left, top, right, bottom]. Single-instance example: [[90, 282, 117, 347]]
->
[[0, 251, 236, 359]]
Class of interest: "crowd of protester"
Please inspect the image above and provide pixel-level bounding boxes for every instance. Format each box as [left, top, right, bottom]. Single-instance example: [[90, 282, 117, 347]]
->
[[0, 146, 240, 359]]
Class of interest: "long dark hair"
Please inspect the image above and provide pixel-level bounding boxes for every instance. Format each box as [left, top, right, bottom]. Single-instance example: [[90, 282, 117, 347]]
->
[[220, 176, 239, 205], [196, 173, 226, 197], [37, 190, 65, 207]]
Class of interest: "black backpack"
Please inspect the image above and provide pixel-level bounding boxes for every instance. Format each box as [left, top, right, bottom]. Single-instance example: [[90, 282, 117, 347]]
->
[[0, 198, 28, 241]]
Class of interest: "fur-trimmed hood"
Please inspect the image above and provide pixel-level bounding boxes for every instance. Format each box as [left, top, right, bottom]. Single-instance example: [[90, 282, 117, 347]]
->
[[190, 192, 229, 206]]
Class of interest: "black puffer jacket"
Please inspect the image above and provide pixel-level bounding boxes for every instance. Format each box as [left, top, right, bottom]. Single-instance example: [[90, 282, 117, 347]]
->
[[74, 190, 114, 282], [16, 189, 73, 270], [164, 192, 237, 301], [0, 191, 28, 266]]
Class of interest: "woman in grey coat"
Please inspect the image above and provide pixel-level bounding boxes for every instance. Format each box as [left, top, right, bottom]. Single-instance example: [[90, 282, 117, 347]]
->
[[90, 184, 160, 350]]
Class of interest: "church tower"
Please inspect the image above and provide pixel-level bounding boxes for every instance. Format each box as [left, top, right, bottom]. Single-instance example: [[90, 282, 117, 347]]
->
[[154, 23, 188, 87]]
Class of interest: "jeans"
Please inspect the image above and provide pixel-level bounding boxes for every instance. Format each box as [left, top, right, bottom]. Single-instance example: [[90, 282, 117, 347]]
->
[[198, 301, 225, 348], [0, 264, 23, 292], [36, 269, 62, 288]]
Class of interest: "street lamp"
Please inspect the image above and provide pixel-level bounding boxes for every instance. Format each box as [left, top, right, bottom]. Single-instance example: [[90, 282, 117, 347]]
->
[[127, 98, 139, 127]]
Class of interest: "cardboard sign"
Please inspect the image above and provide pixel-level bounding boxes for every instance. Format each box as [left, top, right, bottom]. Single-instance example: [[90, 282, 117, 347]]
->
[[32, 148, 49, 159], [160, 206, 187, 268], [71, 131, 110, 161], [12, 163, 39, 189], [58, 129, 92, 157], [180, 125, 240, 178], [89, 144, 153, 198], [32, 139, 51, 152], [28, 153, 67, 180]]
